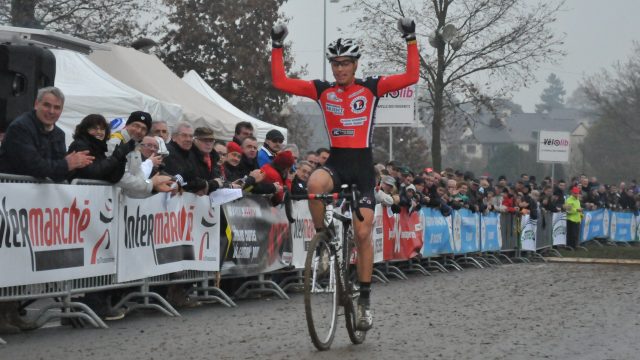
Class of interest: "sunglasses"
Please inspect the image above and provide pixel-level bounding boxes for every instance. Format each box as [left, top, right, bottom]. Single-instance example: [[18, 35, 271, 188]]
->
[[330, 59, 355, 67], [141, 143, 159, 150]]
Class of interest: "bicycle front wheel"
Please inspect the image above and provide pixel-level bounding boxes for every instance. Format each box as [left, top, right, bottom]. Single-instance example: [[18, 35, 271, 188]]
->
[[342, 225, 367, 344], [304, 233, 339, 351]]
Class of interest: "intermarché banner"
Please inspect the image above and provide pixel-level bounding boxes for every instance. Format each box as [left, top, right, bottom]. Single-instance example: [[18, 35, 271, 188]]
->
[[0, 183, 116, 287], [117, 192, 220, 282]]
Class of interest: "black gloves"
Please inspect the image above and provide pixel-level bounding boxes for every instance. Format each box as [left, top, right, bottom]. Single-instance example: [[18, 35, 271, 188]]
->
[[271, 23, 289, 48], [112, 139, 136, 162], [397, 17, 416, 41]]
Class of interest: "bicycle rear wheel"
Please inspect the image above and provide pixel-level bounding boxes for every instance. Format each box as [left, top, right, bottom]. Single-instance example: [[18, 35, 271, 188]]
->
[[342, 224, 367, 344], [304, 233, 339, 351]]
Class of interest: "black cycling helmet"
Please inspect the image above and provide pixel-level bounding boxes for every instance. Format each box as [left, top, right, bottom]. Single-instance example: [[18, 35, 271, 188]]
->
[[326, 38, 361, 60]]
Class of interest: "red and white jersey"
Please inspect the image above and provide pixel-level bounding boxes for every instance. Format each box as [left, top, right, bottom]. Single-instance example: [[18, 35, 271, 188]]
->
[[272, 42, 419, 148]]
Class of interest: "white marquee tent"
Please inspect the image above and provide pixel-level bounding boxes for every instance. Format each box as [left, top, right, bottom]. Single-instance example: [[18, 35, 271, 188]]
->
[[52, 49, 183, 146], [89, 45, 286, 142], [182, 70, 284, 142]]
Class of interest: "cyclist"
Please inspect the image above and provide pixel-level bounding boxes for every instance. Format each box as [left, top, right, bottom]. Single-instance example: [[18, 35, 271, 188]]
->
[[271, 18, 419, 331]]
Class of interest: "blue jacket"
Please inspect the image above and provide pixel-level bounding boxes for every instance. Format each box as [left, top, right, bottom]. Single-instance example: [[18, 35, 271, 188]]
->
[[257, 146, 275, 168], [0, 111, 68, 182]]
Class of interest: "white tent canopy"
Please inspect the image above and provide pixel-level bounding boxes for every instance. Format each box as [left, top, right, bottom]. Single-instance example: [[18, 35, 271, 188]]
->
[[89, 45, 286, 142], [52, 49, 183, 146], [182, 70, 286, 142]]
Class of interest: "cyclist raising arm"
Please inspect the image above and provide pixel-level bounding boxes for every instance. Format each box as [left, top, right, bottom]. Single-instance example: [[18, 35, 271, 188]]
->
[[271, 18, 419, 331]]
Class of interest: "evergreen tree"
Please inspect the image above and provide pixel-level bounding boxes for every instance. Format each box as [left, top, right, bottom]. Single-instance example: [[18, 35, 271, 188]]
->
[[535, 73, 566, 113], [159, 0, 300, 129]]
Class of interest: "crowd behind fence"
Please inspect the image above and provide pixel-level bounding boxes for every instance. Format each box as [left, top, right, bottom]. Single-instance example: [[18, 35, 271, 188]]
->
[[0, 175, 639, 343]]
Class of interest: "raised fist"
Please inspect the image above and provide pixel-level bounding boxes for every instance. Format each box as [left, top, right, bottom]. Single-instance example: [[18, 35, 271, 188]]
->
[[271, 23, 289, 48], [397, 17, 416, 41]]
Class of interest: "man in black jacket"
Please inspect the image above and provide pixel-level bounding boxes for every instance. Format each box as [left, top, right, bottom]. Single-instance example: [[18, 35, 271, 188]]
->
[[291, 160, 313, 195], [192, 127, 223, 193], [0, 86, 94, 181], [238, 135, 259, 175], [163, 121, 208, 194]]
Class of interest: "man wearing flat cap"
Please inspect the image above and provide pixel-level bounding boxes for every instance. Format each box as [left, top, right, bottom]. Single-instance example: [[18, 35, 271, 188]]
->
[[257, 129, 285, 167], [192, 127, 222, 184], [108, 110, 152, 155]]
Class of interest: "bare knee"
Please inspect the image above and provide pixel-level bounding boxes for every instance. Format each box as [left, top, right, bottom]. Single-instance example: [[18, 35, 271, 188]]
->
[[307, 170, 333, 193]]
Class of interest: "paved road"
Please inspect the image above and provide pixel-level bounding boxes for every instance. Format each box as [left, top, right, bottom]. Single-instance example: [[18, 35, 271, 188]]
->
[[2, 263, 639, 359]]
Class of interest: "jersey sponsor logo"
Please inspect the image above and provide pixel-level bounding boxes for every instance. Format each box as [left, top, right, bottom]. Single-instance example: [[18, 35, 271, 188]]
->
[[331, 128, 355, 137], [325, 103, 344, 115], [348, 88, 365, 98], [327, 92, 342, 102], [350, 96, 367, 114], [340, 117, 367, 126]]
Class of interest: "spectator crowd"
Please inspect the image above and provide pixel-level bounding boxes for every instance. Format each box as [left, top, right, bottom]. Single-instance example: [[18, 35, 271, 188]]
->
[[1, 86, 639, 331]]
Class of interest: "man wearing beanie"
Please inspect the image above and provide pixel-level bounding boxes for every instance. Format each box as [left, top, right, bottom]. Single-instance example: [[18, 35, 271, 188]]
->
[[257, 129, 285, 167], [107, 110, 152, 155]]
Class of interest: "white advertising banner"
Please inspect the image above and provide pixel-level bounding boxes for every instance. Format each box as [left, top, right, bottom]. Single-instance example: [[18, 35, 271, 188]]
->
[[552, 212, 567, 246], [373, 204, 384, 263], [290, 200, 315, 269], [117, 192, 220, 282], [520, 214, 537, 251], [0, 184, 117, 287], [537, 130, 571, 163]]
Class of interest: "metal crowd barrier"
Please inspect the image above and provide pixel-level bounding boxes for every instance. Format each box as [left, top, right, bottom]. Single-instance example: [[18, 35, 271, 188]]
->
[[0, 175, 236, 343], [1, 174, 597, 343]]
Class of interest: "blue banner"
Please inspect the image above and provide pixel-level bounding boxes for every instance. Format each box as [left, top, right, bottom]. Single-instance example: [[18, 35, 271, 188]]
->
[[420, 207, 453, 256], [609, 211, 635, 242], [452, 209, 480, 254], [580, 209, 609, 243], [481, 212, 502, 252]]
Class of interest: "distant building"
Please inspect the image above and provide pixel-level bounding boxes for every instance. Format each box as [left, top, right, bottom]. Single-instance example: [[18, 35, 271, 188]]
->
[[460, 108, 592, 175]]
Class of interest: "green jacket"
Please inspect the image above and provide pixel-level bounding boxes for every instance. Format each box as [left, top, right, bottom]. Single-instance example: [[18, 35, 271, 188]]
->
[[566, 195, 582, 223]]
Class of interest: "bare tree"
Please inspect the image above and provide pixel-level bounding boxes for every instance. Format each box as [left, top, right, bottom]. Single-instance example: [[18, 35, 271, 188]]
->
[[582, 43, 640, 140], [346, 0, 566, 171], [580, 43, 640, 183], [0, 0, 157, 44]]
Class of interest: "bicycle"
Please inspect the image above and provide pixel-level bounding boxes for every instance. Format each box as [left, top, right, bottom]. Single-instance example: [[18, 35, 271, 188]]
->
[[285, 184, 367, 351]]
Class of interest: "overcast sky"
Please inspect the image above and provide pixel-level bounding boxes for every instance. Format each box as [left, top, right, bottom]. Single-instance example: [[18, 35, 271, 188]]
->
[[281, 0, 640, 112]]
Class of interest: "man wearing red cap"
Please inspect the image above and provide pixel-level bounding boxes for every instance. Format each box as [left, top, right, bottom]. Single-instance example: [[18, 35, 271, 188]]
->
[[260, 150, 295, 205], [564, 186, 583, 248]]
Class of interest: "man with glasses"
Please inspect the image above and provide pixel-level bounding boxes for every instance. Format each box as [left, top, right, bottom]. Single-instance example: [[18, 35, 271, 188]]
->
[[192, 127, 223, 191], [271, 18, 419, 331], [257, 129, 285, 167], [139, 136, 164, 178]]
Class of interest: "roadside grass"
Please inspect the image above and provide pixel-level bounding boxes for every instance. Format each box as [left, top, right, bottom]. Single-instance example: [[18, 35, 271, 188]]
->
[[557, 242, 640, 259]]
